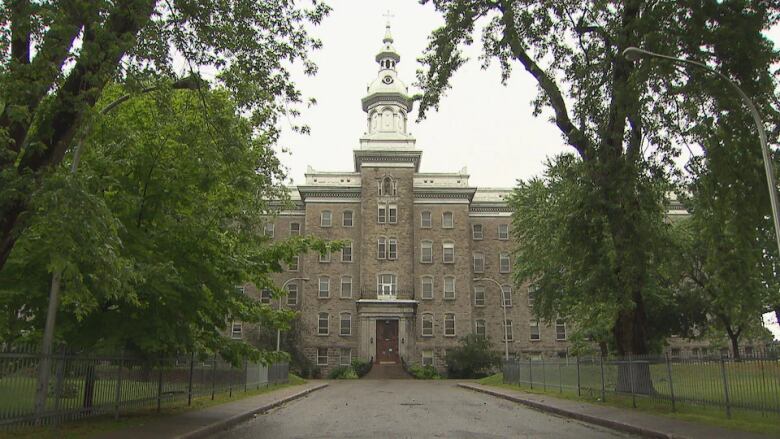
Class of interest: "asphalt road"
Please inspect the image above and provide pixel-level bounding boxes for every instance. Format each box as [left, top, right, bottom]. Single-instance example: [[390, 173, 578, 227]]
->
[[214, 380, 635, 438]]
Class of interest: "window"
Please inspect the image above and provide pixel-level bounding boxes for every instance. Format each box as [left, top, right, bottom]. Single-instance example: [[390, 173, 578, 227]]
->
[[318, 313, 329, 335], [378, 205, 386, 224], [286, 284, 298, 306], [343, 210, 353, 227], [501, 285, 512, 307], [380, 177, 396, 196], [340, 312, 352, 336], [474, 286, 485, 306], [503, 320, 513, 341], [388, 238, 398, 260], [318, 277, 330, 298], [234, 285, 245, 295], [421, 276, 433, 300], [499, 253, 511, 273], [442, 212, 454, 229], [475, 319, 486, 337], [472, 224, 483, 240], [421, 240, 433, 263], [388, 204, 397, 224], [377, 274, 397, 298], [556, 319, 566, 341], [342, 241, 352, 262], [231, 322, 243, 339], [421, 314, 434, 337], [444, 313, 456, 336], [260, 288, 272, 304], [498, 224, 509, 240], [442, 242, 455, 264], [528, 284, 538, 307], [319, 251, 330, 263], [289, 222, 301, 236], [340, 276, 352, 298], [289, 256, 299, 271], [473, 253, 484, 273], [443, 276, 455, 300], [377, 237, 386, 260], [421, 350, 434, 367], [316, 348, 328, 365], [420, 211, 432, 228], [530, 320, 540, 341], [264, 223, 274, 238], [340, 348, 352, 366], [320, 210, 332, 227]]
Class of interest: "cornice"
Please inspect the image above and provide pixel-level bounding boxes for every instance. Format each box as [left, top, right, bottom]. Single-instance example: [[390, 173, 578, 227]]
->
[[413, 187, 477, 202], [296, 185, 361, 201], [354, 149, 422, 172]]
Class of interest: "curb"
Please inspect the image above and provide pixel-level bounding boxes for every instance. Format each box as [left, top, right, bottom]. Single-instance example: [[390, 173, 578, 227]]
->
[[178, 383, 329, 439], [457, 383, 674, 439]]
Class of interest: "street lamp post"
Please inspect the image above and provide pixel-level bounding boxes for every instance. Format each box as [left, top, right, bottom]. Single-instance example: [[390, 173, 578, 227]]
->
[[276, 277, 309, 352], [622, 47, 780, 258], [473, 277, 510, 361]]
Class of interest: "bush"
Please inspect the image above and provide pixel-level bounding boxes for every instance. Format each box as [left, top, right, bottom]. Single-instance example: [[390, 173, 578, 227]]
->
[[327, 366, 358, 379], [351, 358, 372, 377], [408, 364, 441, 379], [445, 334, 500, 378]]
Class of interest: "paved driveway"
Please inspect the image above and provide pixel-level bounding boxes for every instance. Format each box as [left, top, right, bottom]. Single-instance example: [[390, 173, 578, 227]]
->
[[214, 380, 634, 438]]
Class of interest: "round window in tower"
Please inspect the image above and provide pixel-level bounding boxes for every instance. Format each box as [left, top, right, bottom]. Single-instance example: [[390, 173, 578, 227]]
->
[[382, 75, 394, 85]]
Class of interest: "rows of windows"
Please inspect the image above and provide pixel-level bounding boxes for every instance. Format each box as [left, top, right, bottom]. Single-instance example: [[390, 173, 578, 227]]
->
[[473, 285, 513, 306], [419, 240, 457, 263], [319, 210, 355, 228], [260, 283, 300, 306], [318, 241, 353, 263], [418, 315, 566, 341], [317, 276, 354, 298], [274, 216, 508, 239], [317, 312, 353, 336], [472, 252, 511, 273], [419, 211, 454, 229], [471, 223, 510, 240], [316, 347, 353, 366]]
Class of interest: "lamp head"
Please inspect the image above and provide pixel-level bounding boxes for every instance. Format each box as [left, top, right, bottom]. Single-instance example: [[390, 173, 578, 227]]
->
[[622, 47, 644, 62]]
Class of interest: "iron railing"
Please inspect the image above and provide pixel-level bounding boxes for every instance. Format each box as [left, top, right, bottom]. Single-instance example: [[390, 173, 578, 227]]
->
[[0, 345, 288, 430], [502, 352, 780, 417]]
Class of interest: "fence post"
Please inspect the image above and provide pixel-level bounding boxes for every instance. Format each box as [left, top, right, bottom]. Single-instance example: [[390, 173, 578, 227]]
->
[[665, 353, 676, 412], [628, 353, 636, 409], [156, 361, 163, 413], [528, 358, 533, 389], [599, 355, 606, 402], [576, 356, 581, 397], [244, 358, 248, 393], [558, 360, 563, 393], [188, 352, 195, 406], [211, 354, 217, 400], [541, 356, 546, 391], [719, 355, 732, 418], [114, 353, 124, 420], [53, 347, 66, 425]]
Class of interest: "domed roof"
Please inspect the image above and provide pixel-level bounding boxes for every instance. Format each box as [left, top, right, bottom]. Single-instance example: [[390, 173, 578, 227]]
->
[[361, 22, 413, 112]]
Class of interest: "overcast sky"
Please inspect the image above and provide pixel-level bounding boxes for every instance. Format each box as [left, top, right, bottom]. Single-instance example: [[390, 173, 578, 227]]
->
[[274, 1, 780, 339]]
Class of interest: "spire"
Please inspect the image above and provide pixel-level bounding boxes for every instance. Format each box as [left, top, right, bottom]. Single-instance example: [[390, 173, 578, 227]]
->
[[382, 11, 394, 44]]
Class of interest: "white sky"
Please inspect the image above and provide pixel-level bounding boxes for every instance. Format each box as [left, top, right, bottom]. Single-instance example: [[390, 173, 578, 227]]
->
[[274, 1, 780, 340]]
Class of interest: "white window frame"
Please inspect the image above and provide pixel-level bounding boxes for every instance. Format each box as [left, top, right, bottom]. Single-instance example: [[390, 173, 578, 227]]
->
[[377, 205, 386, 224], [473, 253, 484, 273], [443, 276, 455, 300], [421, 240, 433, 263], [340, 276, 352, 298], [421, 350, 434, 367], [286, 284, 298, 306], [388, 238, 398, 260], [442, 211, 454, 229], [377, 237, 386, 260], [421, 276, 434, 300], [472, 224, 483, 240], [528, 284, 538, 307], [530, 320, 541, 341], [320, 210, 332, 227], [499, 253, 511, 273], [502, 285, 513, 307], [289, 255, 299, 272], [498, 224, 509, 240], [319, 251, 330, 263], [318, 277, 330, 299], [444, 313, 456, 337], [421, 313, 434, 337], [340, 312, 352, 336], [442, 242, 455, 264], [316, 347, 328, 365], [231, 322, 243, 339], [475, 319, 486, 337], [388, 204, 398, 224], [289, 222, 301, 236], [343, 210, 353, 227], [556, 319, 567, 341], [504, 320, 514, 341], [264, 223, 275, 238], [377, 273, 397, 298], [420, 211, 432, 228], [260, 288, 272, 304], [340, 348, 352, 366], [318, 313, 329, 336], [474, 286, 485, 306], [342, 241, 352, 262], [234, 285, 245, 295]]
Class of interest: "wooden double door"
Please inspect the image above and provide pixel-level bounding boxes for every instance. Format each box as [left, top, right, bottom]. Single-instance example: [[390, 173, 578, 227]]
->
[[376, 319, 399, 363]]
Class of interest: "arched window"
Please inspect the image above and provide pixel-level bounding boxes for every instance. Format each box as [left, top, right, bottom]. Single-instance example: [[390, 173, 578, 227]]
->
[[381, 176, 395, 196], [442, 211, 454, 228]]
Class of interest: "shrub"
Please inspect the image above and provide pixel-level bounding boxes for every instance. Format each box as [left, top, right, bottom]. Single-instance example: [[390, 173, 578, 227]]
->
[[327, 366, 358, 379], [445, 334, 500, 378], [351, 358, 372, 377], [408, 364, 441, 379]]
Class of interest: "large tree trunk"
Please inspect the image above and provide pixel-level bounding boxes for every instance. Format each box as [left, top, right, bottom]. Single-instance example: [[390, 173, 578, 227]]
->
[[725, 325, 742, 361], [613, 296, 655, 394]]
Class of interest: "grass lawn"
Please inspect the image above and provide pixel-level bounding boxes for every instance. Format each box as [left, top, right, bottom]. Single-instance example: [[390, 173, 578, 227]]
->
[[0, 374, 306, 439], [478, 373, 780, 436]]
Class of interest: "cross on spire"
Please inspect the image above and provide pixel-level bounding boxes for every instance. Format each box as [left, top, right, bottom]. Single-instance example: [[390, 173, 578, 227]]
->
[[383, 10, 394, 25]]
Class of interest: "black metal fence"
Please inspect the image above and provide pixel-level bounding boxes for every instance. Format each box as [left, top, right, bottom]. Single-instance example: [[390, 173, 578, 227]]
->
[[0, 345, 289, 430], [502, 353, 780, 417]]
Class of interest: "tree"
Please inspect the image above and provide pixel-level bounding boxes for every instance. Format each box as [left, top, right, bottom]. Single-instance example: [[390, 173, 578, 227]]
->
[[0, 86, 333, 363], [444, 334, 500, 378], [0, 0, 330, 272], [417, 0, 779, 359]]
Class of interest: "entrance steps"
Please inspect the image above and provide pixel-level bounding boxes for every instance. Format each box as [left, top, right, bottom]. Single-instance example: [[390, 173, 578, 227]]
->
[[362, 362, 412, 379]]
